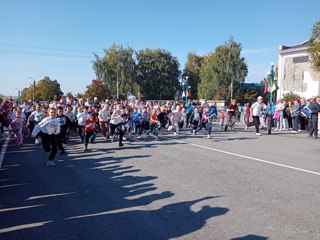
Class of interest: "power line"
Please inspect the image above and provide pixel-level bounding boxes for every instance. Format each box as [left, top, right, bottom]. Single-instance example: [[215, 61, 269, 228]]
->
[[0, 43, 103, 54], [0, 48, 94, 59]]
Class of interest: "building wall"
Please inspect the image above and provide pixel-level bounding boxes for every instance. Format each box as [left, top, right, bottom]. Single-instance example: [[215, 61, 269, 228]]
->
[[277, 47, 320, 100]]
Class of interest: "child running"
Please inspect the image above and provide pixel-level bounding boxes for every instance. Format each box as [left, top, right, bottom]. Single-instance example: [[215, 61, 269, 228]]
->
[[149, 108, 160, 139], [10, 111, 25, 146], [32, 108, 61, 166], [84, 113, 97, 151]]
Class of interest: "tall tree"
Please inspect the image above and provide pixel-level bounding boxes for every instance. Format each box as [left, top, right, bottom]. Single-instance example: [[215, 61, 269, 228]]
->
[[183, 53, 203, 99], [84, 79, 112, 101], [135, 48, 180, 100], [308, 20, 320, 71], [20, 76, 63, 102], [93, 44, 138, 99], [198, 38, 248, 102]]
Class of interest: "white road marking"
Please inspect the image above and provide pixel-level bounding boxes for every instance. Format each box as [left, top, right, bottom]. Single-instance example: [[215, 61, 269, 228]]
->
[[0, 134, 10, 168], [162, 136, 320, 176], [0, 221, 52, 233]]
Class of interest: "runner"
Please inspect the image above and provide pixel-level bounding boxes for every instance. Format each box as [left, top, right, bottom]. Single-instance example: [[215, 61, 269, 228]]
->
[[110, 104, 124, 147], [84, 113, 98, 151], [98, 103, 110, 140], [32, 108, 61, 166], [149, 108, 160, 139], [77, 106, 90, 143], [225, 99, 237, 131], [193, 106, 213, 138], [27, 104, 45, 144], [56, 106, 71, 154]]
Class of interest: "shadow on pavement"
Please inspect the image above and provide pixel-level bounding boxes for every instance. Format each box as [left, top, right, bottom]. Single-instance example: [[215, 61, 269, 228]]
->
[[0, 135, 229, 240], [231, 234, 269, 240]]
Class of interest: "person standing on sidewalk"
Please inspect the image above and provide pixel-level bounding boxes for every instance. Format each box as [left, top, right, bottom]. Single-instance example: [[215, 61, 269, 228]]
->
[[307, 97, 320, 139], [245, 96, 264, 136], [290, 99, 301, 134]]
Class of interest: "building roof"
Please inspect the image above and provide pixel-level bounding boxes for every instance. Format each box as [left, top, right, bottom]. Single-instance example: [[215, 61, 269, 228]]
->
[[280, 41, 308, 51]]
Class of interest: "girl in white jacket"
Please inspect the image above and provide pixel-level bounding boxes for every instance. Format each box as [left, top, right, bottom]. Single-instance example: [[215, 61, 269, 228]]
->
[[32, 108, 60, 166]]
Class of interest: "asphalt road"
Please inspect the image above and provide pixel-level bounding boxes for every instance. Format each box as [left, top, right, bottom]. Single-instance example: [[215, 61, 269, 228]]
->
[[0, 124, 320, 240]]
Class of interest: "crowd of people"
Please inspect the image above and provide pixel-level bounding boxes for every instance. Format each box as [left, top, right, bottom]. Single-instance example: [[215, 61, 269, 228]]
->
[[0, 95, 319, 167]]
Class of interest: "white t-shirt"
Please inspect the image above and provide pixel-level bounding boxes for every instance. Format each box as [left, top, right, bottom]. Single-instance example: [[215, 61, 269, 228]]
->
[[251, 102, 264, 116], [31, 110, 45, 122], [77, 112, 90, 126], [98, 109, 110, 122]]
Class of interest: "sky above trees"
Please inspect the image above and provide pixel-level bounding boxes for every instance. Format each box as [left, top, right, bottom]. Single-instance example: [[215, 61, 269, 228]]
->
[[0, 0, 319, 97]]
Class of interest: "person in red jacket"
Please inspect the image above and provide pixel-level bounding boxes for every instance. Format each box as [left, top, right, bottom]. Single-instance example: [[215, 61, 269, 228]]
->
[[84, 113, 97, 151]]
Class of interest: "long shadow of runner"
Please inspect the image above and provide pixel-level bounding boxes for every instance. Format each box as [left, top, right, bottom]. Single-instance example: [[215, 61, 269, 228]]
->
[[64, 196, 228, 240], [0, 136, 228, 240]]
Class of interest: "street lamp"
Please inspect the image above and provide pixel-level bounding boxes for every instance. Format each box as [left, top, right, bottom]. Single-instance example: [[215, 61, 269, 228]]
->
[[29, 76, 36, 103], [267, 62, 275, 105], [15, 87, 21, 105], [178, 76, 190, 104]]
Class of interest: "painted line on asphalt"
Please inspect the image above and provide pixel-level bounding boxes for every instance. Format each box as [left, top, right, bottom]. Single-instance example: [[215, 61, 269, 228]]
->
[[0, 134, 10, 168], [162, 136, 320, 176]]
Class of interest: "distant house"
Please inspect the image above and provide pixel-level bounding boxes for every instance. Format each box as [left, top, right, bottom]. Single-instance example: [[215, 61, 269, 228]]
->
[[241, 83, 263, 92], [277, 41, 320, 100]]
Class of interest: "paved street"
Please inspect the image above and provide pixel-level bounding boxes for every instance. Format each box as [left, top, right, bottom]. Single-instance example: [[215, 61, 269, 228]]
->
[[0, 125, 320, 240]]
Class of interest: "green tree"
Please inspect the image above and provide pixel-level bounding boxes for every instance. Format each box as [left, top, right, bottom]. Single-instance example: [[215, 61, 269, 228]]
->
[[282, 92, 301, 103], [75, 93, 84, 100], [198, 38, 248, 102], [84, 79, 112, 101], [307, 20, 320, 71], [135, 48, 180, 100], [20, 76, 63, 102], [93, 44, 138, 99], [65, 92, 73, 99], [20, 86, 34, 102], [183, 53, 203, 99]]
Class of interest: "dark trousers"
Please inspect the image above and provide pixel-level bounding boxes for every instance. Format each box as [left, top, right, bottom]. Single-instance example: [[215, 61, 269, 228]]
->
[[300, 117, 307, 130], [288, 116, 293, 129], [135, 124, 143, 136], [247, 116, 260, 133], [186, 113, 192, 127], [84, 131, 96, 148], [110, 124, 124, 144], [42, 133, 58, 161], [192, 120, 199, 130], [78, 125, 85, 142], [308, 117, 318, 137]]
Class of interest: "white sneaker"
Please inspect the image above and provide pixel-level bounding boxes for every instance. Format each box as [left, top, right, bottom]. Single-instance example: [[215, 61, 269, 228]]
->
[[192, 130, 196, 136], [137, 136, 141, 139], [35, 139, 40, 144], [256, 133, 262, 136], [291, 131, 298, 134], [207, 134, 211, 139], [173, 132, 177, 136], [244, 125, 248, 131], [122, 137, 126, 141], [46, 161, 56, 166]]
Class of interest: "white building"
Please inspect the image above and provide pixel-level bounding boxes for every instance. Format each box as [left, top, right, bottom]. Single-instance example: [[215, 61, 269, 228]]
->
[[277, 41, 320, 100]]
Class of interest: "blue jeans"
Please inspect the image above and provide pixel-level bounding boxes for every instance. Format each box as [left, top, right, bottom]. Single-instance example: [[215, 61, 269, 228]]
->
[[293, 116, 299, 131], [195, 122, 212, 135]]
